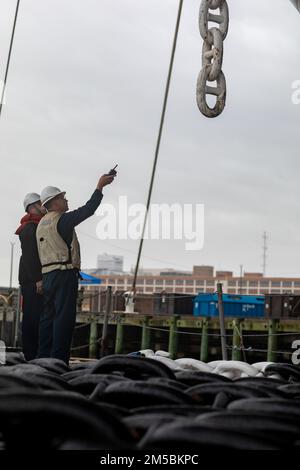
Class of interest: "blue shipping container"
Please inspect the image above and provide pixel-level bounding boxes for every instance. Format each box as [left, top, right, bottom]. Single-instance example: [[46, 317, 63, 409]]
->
[[193, 293, 265, 318]]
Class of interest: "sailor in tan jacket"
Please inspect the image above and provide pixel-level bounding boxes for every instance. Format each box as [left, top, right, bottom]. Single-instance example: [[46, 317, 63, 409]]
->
[[36, 172, 115, 363]]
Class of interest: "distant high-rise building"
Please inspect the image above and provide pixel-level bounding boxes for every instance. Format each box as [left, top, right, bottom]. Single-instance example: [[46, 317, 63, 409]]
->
[[96, 253, 124, 274]]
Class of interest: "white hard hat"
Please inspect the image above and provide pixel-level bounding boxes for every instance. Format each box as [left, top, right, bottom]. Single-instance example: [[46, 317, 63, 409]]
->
[[41, 186, 66, 206], [23, 193, 41, 211]]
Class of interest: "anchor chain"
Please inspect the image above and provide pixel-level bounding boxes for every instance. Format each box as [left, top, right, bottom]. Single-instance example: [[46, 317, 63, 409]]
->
[[196, 0, 229, 118]]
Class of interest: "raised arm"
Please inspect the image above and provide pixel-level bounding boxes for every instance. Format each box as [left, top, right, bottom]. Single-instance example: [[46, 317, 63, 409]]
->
[[57, 174, 115, 245]]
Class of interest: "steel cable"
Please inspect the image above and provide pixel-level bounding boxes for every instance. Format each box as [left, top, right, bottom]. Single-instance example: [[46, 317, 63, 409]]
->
[[0, 0, 21, 120]]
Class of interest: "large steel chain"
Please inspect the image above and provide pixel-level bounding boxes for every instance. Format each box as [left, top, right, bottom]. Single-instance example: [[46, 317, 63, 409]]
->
[[290, 0, 300, 14], [196, 0, 229, 118]]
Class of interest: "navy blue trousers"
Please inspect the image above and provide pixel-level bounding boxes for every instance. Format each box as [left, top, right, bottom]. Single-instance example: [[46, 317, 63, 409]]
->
[[38, 269, 78, 364], [21, 283, 43, 361]]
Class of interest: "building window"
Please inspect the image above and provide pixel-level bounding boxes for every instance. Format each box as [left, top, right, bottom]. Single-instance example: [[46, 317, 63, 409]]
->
[[185, 280, 194, 286], [249, 281, 258, 287], [259, 281, 269, 287], [196, 280, 204, 286], [186, 288, 194, 293], [176, 280, 183, 285], [294, 282, 300, 288], [146, 279, 154, 285], [165, 280, 174, 286], [282, 282, 292, 287], [154, 288, 161, 293], [271, 282, 281, 287], [228, 281, 237, 287], [206, 281, 215, 286]]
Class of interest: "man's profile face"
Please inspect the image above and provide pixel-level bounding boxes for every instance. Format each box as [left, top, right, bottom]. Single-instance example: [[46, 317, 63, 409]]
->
[[28, 201, 47, 215], [53, 194, 69, 213], [35, 201, 47, 215]]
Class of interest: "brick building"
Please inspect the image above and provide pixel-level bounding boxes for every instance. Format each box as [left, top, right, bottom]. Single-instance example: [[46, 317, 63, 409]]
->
[[83, 266, 300, 296]]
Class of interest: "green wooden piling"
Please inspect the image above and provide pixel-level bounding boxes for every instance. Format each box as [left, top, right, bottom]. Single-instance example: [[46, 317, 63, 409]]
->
[[141, 316, 151, 350], [267, 319, 278, 362], [115, 316, 124, 354], [200, 319, 209, 362], [217, 283, 228, 360], [89, 316, 98, 359], [168, 316, 179, 359], [232, 319, 242, 361], [101, 287, 112, 357]]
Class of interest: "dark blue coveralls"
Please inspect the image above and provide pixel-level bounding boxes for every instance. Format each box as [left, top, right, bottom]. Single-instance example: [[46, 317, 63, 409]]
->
[[37, 189, 103, 363]]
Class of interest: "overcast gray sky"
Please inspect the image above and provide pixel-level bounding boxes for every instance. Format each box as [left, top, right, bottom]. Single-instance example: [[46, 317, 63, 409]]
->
[[0, 0, 300, 286]]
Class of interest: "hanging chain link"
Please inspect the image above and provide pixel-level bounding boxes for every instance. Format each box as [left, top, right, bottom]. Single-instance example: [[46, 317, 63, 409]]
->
[[290, 0, 300, 14], [196, 0, 229, 118]]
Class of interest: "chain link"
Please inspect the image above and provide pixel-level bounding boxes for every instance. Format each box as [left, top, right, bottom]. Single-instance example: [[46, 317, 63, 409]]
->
[[290, 0, 300, 14], [197, 0, 229, 118]]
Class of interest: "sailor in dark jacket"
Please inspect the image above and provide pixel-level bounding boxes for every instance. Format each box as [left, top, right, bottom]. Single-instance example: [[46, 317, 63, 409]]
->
[[15, 193, 46, 360]]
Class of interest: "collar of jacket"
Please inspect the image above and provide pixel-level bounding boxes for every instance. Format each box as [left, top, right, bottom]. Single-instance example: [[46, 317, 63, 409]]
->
[[15, 213, 43, 235]]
